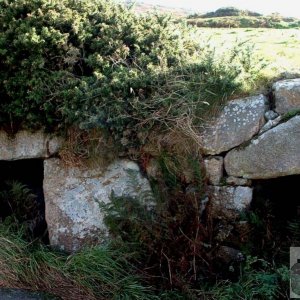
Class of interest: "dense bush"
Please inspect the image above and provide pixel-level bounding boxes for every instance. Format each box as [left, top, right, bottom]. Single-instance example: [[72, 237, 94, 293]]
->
[[0, 0, 198, 132], [0, 0, 265, 146]]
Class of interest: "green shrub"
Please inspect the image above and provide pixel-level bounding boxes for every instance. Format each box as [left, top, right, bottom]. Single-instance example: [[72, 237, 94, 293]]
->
[[0, 0, 198, 133], [0, 0, 265, 147]]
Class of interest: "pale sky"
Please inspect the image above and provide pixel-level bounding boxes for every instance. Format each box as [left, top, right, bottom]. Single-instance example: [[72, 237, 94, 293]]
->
[[132, 0, 300, 18]]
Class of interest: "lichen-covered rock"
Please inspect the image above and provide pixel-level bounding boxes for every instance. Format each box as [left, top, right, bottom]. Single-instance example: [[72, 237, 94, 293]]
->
[[0, 131, 61, 160], [208, 186, 253, 219], [200, 95, 267, 155], [273, 78, 300, 115], [225, 116, 300, 179], [204, 156, 223, 185], [43, 158, 153, 252]]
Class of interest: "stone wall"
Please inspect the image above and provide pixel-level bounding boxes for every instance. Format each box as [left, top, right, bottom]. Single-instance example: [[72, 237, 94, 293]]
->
[[201, 78, 300, 216], [0, 131, 153, 252], [0, 78, 299, 252]]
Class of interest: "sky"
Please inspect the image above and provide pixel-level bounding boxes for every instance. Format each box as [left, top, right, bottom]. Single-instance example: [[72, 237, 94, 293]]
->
[[132, 0, 300, 18]]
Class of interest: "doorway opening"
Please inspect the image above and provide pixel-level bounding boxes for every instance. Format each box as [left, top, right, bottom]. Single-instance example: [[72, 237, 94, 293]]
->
[[250, 175, 300, 260], [0, 159, 48, 243]]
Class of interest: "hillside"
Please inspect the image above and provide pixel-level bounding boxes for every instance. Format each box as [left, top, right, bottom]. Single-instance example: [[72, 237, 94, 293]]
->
[[187, 7, 300, 28], [125, 1, 191, 17]]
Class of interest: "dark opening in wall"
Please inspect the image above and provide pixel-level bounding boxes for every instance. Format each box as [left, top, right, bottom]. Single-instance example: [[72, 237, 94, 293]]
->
[[250, 175, 300, 260], [253, 175, 300, 223], [0, 159, 48, 243]]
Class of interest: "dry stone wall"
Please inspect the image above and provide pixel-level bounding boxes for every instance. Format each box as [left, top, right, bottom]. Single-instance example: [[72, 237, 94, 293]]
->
[[0, 78, 299, 252], [202, 78, 300, 216]]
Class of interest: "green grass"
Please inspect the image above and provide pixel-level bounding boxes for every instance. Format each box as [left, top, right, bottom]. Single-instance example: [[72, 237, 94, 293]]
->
[[196, 28, 300, 79], [0, 224, 155, 300]]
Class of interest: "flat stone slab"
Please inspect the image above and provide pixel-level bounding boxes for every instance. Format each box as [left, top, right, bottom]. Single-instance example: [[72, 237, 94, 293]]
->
[[0, 131, 61, 160], [200, 95, 267, 155], [225, 116, 300, 179], [273, 78, 300, 115], [44, 158, 152, 252]]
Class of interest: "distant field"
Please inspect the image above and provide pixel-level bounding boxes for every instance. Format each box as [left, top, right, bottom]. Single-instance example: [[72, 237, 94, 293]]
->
[[198, 28, 300, 77]]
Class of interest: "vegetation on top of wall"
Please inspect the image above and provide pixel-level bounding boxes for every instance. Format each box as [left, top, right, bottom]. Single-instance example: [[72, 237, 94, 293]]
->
[[0, 0, 198, 133], [0, 0, 265, 148]]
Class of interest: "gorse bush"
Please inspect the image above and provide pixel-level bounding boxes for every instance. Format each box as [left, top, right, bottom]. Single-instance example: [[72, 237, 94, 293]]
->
[[0, 0, 198, 133], [0, 0, 265, 145]]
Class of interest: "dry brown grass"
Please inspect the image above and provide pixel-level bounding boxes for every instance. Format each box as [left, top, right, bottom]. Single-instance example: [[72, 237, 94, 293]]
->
[[59, 127, 119, 170]]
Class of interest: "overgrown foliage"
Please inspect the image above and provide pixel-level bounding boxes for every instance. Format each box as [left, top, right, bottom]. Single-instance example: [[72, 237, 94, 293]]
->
[[206, 257, 289, 300], [0, 0, 197, 133], [101, 153, 210, 293], [0, 223, 156, 300], [0, 0, 265, 150], [100, 153, 291, 299], [0, 181, 44, 239]]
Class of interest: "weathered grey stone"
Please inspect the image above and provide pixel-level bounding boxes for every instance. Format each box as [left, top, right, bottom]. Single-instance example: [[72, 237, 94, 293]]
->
[[259, 116, 282, 134], [265, 110, 279, 121], [225, 116, 300, 179], [200, 95, 267, 155], [208, 186, 253, 219], [273, 78, 300, 115], [44, 158, 153, 252], [226, 176, 252, 186], [0, 131, 62, 160], [204, 156, 223, 185]]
